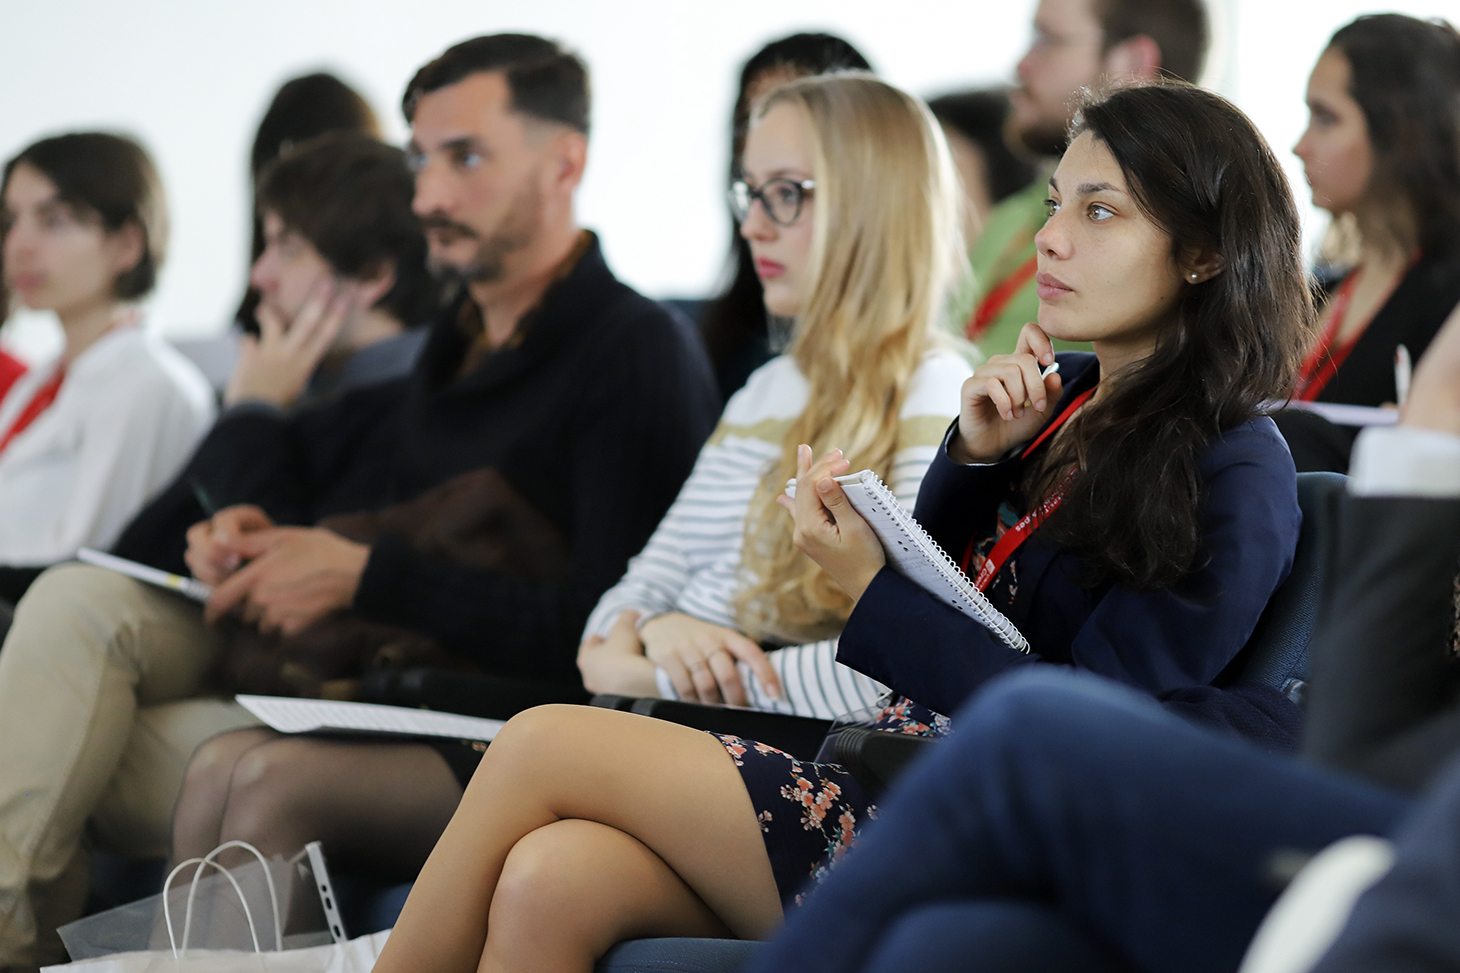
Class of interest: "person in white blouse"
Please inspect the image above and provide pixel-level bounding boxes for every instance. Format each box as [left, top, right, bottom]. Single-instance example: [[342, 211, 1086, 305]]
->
[[0, 133, 214, 580], [575, 75, 973, 722]]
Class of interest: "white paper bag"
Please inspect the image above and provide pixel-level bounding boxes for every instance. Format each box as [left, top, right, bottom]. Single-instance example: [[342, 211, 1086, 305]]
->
[[41, 929, 390, 973]]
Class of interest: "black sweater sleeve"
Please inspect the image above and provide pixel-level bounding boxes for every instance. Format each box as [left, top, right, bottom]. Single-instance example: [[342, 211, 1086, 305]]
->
[[109, 406, 319, 575], [1302, 493, 1460, 791], [351, 315, 719, 685], [187, 406, 319, 523]]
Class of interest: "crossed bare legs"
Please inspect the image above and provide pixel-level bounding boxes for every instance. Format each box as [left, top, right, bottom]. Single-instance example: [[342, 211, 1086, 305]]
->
[[372, 704, 783, 973]]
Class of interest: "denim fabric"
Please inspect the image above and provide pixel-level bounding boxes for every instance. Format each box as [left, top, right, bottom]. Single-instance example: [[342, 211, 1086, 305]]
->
[[744, 668, 1409, 973]]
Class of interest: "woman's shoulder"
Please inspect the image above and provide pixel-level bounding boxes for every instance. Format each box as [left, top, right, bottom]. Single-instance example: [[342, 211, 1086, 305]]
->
[[1200, 415, 1299, 499], [900, 349, 973, 418], [76, 329, 214, 416], [719, 354, 807, 426]]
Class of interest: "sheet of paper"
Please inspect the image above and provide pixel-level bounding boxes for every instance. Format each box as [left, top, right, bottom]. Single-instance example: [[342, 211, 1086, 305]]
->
[[237, 695, 504, 742], [77, 548, 213, 602], [786, 471, 1029, 653], [1275, 400, 1400, 427]]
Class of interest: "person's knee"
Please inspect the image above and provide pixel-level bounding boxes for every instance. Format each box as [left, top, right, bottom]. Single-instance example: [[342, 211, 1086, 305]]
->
[[181, 731, 259, 809], [8, 564, 149, 663], [955, 668, 1139, 753], [472, 704, 593, 789], [491, 823, 582, 926], [220, 739, 326, 844]]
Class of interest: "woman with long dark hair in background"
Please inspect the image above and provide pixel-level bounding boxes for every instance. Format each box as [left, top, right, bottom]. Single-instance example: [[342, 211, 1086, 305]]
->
[[1277, 14, 1460, 472], [697, 32, 871, 400], [234, 72, 380, 333]]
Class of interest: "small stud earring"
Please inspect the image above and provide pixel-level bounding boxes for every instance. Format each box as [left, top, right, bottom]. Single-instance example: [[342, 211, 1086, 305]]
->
[[1190, 273, 1199, 281]]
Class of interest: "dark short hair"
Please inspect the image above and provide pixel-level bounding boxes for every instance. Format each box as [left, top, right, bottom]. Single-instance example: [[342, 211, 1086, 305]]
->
[[731, 33, 872, 168], [3, 132, 167, 300], [402, 34, 589, 133], [256, 132, 439, 324], [1094, 0, 1208, 84], [927, 88, 1038, 203], [1328, 14, 1460, 262], [250, 72, 380, 179]]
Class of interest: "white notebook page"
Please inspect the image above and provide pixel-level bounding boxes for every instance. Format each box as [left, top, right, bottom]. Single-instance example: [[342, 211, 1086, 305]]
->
[[237, 695, 505, 742]]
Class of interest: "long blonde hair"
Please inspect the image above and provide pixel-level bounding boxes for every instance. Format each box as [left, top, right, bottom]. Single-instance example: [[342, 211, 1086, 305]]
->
[[734, 73, 965, 644]]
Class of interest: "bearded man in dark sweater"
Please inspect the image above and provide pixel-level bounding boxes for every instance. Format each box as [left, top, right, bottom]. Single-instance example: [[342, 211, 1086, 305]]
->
[[0, 35, 718, 970]]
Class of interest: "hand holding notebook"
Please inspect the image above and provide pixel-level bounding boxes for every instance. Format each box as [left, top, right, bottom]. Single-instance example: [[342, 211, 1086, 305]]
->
[[785, 470, 1029, 653]]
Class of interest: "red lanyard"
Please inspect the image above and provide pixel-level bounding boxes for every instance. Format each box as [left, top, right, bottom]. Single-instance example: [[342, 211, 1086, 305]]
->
[[0, 367, 66, 459], [965, 254, 1038, 343], [961, 386, 1096, 590], [1295, 270, 1364, 401], [0, 351, 24, 403]]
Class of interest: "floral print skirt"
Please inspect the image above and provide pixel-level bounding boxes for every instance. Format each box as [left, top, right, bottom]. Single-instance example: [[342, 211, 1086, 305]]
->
[[711, 697, 950, 909]]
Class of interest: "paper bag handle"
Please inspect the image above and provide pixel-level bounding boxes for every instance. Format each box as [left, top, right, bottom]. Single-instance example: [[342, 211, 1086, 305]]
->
[[162, 840, 284, 957]]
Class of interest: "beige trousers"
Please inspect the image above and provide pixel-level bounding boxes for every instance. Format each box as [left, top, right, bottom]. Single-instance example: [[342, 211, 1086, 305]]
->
[[0, 564, 261, 968]]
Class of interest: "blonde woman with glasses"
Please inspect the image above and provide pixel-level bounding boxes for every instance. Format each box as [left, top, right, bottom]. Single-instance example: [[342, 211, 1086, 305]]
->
[[574, 74, 971, 720], [374, 73, 971, 973]]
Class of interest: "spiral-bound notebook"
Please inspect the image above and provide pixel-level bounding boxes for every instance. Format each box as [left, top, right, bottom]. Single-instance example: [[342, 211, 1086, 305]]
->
[[787, 470, 1030, 653]]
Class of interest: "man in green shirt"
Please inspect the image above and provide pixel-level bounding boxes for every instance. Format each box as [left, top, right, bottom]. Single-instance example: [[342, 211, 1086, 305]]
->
[[961, 0, 1210, 357]]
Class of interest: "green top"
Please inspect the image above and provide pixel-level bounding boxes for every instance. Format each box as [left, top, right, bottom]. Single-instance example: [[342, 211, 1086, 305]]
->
[[953, 176, 1089, 358]]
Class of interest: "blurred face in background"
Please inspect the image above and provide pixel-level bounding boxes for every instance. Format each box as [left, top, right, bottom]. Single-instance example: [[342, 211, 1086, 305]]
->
[[250, 211, 335, 322], [941, 128, 994, 245], [738, 101, 817, 318], [1012, 0, 1106, 156], [408, 71, 558, 284], [2, 163, 140, 317], [1293, 48, 1373, 216]]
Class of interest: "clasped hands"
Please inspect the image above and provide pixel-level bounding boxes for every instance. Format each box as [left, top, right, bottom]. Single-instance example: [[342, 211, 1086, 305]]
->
[[185, 504, 370, 635], [578, 610, 783, 706]]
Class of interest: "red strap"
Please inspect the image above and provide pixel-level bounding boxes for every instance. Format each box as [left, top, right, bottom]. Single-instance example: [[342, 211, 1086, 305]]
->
[[965, 254, 1039, 342], [959, 385, 1096, 589], [972, 467, 1079, 591], [1295, 270, 1363, 401], [0, 351, 25, 403], [1019, 387, 1096, 461], [0, 367, 66, 458]]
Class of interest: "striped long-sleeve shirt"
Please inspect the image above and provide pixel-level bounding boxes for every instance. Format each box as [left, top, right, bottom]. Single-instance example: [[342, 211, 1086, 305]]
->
[[582, 350, 971, 718]]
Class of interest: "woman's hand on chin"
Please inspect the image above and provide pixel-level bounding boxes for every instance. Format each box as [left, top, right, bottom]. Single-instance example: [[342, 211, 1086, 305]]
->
[[576, 610, 659, 697], [777, 444, 886, 605], [639, 612, 780, 706], [952, 322, 1065, 463]]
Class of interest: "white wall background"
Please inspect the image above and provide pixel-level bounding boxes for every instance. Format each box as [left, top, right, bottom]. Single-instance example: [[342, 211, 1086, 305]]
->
[[1, 0, 1455, 361]]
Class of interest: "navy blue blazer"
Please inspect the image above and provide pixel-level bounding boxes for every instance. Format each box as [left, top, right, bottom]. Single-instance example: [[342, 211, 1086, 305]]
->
[[837, 353, 1303, 745]]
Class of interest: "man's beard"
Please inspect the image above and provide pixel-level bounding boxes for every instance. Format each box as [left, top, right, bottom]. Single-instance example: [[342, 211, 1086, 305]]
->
[[423, 176, 544, 285]]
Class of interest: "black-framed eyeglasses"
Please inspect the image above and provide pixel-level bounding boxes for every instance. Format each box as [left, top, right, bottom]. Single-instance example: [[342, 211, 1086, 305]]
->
[[728, 178, 815, 226]]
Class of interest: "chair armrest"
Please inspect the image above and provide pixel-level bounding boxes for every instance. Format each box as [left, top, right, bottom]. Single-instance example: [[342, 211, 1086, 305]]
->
[[824, 727, 939, 797], [590, 695, 832, 761], [359, 668, 590, 721], [589, 694, 640, 712]]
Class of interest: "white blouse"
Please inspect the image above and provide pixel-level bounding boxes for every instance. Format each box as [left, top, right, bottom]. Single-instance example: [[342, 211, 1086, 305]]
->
[[0, 327, 216, 565], [584, 350, 972, 719]]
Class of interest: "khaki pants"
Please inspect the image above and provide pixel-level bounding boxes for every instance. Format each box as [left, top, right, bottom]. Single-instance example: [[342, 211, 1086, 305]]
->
[[0, 565, 261, 968]]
